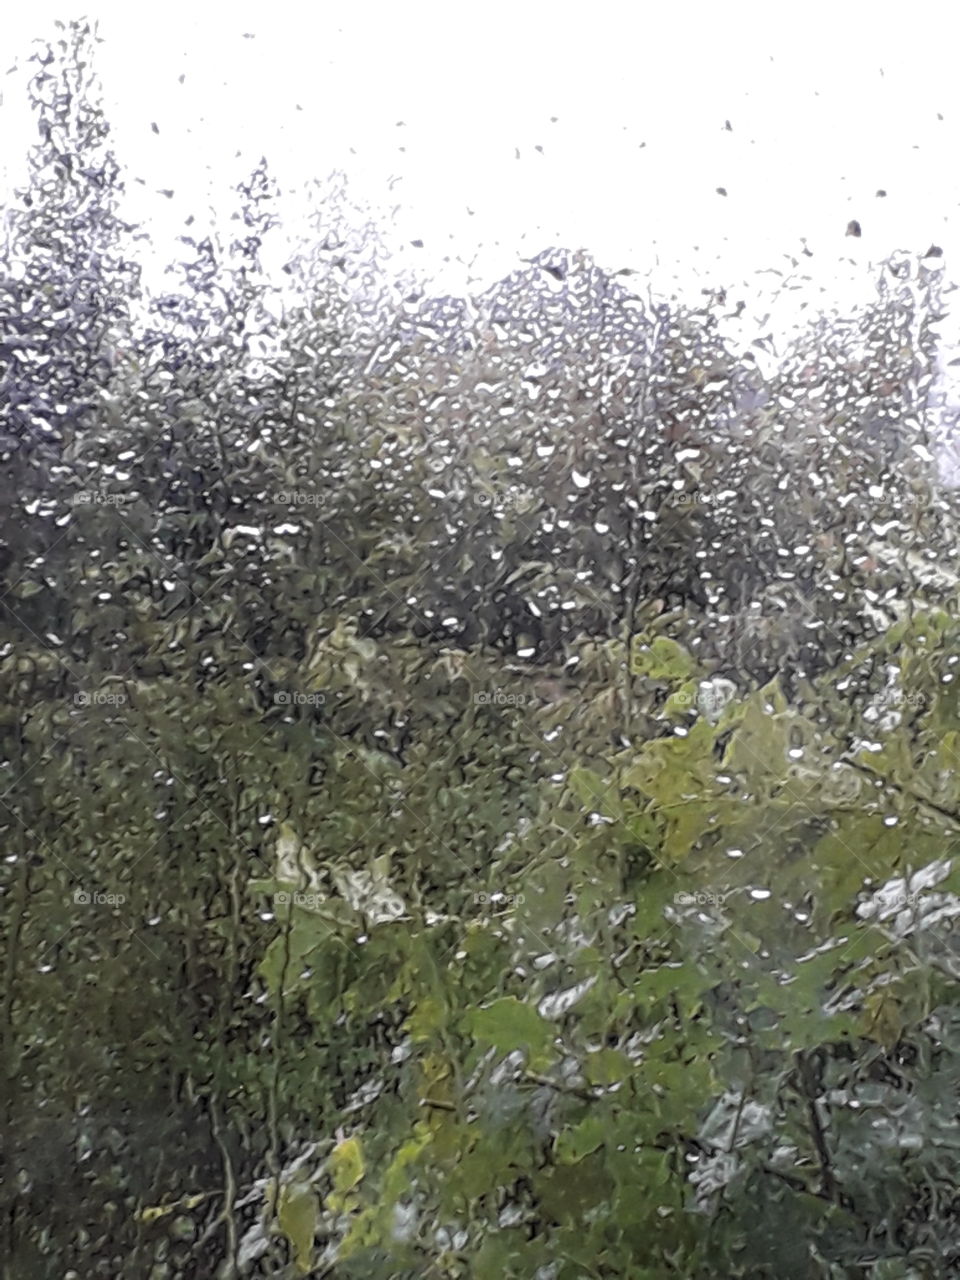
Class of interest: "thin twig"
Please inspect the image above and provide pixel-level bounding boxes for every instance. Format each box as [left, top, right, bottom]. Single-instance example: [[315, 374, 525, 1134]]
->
[[523, 1071, 603, 1103]]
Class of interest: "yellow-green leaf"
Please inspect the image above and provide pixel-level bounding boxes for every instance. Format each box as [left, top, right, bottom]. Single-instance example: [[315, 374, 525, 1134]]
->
[[278, 1181, 318, 1275], [327, 1135, 365, 1211]]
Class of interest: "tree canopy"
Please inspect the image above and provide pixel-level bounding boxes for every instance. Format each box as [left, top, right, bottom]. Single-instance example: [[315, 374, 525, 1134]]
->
[[3, 23, 960, 1280]]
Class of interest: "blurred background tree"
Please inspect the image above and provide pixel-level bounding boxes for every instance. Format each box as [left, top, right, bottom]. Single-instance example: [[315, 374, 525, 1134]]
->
[[4, 21, 960, 1280]]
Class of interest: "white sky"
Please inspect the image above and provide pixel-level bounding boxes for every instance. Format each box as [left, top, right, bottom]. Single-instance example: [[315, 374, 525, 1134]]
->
[[2, 0, 959, 357]]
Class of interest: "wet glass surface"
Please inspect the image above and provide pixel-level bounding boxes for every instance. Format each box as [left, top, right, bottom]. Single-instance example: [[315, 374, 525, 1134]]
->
[[3, 13, 960, 1278]]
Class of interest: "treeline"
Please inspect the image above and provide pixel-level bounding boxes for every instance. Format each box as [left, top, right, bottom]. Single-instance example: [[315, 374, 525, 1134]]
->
[[4, 22, 960, 1280]]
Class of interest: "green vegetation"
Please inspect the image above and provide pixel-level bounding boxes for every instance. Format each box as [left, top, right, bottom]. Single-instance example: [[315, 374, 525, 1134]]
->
[[3, 22, 960, 1280]]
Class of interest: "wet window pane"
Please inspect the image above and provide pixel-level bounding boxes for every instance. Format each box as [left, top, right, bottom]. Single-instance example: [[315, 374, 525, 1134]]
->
[[3, 14, 960, 1278]]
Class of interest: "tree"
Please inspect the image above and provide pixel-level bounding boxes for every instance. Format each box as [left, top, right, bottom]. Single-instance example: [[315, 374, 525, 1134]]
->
[[6, 24, 960, 1280]]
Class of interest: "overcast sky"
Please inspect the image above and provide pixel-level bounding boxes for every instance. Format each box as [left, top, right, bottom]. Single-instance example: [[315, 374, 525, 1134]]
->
[[2, 0, 959, 357]]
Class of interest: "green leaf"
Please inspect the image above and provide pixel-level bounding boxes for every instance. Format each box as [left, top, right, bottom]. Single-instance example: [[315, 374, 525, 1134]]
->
[[467, 997, 554, 1067], [630, 634, 697, 680], [277, 1181, 318, 1275], [555, 1114, 608, 1164], [566, 766, 623, 819], [327, 1135, 365, 1212]]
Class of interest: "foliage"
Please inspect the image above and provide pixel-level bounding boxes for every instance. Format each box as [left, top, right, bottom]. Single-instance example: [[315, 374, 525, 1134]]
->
[[3, 22, 960, 1280]]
